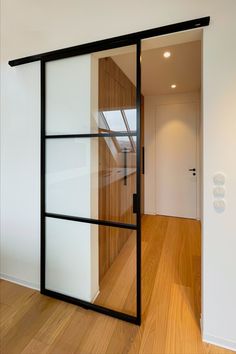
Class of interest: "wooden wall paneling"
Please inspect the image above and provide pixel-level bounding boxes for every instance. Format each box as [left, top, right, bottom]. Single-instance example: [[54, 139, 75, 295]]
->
[[98, 57, 139, 281]]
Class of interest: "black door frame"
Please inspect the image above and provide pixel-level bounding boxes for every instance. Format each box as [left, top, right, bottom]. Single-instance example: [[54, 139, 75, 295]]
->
[[40, 41, 141, 325], [9, 16, 210, 326]]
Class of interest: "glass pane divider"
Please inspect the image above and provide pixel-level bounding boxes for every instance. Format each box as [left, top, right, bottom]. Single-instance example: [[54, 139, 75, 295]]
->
[[45, 212, 137, 230], [45, 132, 137, 139]]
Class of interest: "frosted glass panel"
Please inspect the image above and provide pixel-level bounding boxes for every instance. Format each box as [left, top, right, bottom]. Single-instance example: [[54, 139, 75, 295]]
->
[[45, 217, 99, 301], [46, 138, 136, 224], [46, 138, 96, 218], [46, 55, 98, 135]]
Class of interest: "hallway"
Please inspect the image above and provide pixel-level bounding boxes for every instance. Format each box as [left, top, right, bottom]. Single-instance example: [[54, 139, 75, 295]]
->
[[0, 216, 233, 353]]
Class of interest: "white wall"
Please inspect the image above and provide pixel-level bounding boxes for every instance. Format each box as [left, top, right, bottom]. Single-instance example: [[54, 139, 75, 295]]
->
[[144, 92, 200, 218], [1, 0, 236, 350], [0, 61, 41, 289]]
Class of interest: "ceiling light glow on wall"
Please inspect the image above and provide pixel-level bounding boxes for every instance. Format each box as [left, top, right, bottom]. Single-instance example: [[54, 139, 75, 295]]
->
[[171, 84, 177, 89], [163, 51, 171, 58]]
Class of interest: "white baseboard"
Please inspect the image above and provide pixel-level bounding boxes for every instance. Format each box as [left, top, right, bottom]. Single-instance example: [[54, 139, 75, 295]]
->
[[92, 289, 100, 303], [203, 333, 236, 352], [144, 211, 156, 215], [0, 273, 40, 291]]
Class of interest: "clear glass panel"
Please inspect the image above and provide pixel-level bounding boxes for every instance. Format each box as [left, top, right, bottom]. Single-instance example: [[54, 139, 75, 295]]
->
[[124, 109, 137, 131], [96, 225, 136, 316], [46, 45, 136, 135], [45, 217, 137, 316], [46, 137, 136, 224]]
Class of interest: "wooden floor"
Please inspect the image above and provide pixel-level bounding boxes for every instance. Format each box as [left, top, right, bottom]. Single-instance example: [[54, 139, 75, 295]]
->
[[0, 215, 234, 354], [95, 230, 136, 315]]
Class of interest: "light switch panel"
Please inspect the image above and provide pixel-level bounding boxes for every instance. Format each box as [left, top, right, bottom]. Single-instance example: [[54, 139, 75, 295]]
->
[[213, 199, 226, 213], [213, 173, 226, 212], [213, 173, 226, 186], [213, 186, 225, 198]]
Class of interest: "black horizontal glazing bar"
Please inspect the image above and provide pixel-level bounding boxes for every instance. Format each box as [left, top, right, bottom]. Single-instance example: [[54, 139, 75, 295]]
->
[[42, 289, 140, 325], [45, 132, 137, 139], [9, 17, 210, 67], [46, 213, 137, 230]]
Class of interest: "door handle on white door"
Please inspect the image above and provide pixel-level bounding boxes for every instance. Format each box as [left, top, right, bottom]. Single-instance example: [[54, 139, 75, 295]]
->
[[189, 168, 196, 176]]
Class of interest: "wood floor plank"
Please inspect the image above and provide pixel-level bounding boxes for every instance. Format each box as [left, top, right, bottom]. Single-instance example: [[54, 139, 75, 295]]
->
[[44, 308, 99, 354], [33, 301, 76, 346], [0, 290, 39, 339], [0, 281, 35, 307], [21, 339, 50, 354], [164, 284, 202, 354], [1, 295, 61, 354]]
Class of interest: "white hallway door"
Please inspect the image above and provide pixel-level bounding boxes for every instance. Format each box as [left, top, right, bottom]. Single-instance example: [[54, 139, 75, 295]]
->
[[156, 102, 197, 219]]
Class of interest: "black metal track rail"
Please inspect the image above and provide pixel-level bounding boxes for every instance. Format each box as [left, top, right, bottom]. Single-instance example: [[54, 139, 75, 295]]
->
[[9, 17, 210, 67]]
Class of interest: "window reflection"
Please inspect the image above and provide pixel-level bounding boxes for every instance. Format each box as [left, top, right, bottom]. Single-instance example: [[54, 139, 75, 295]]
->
[[124, 109, 136, 131], [99, 108, 137, 152]]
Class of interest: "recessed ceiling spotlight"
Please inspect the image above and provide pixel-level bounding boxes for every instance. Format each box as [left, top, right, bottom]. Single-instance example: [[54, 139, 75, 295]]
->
[[171, 84, 177, 89], [163, 51, 171, 58]]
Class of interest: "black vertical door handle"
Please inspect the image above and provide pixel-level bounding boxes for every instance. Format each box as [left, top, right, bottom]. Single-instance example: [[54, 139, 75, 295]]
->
[[142, 146, 145, 174], [133, 194, 137, 214], [124, 148, 127, 185]]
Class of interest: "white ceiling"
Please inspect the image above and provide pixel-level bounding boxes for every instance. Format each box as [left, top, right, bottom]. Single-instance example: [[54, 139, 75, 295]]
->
[[112, 32, 201, 96]]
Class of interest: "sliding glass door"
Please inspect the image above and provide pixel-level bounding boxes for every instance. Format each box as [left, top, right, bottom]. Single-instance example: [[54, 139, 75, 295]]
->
[[41, 43, 141, 323], [6, 15, 210, 327]]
